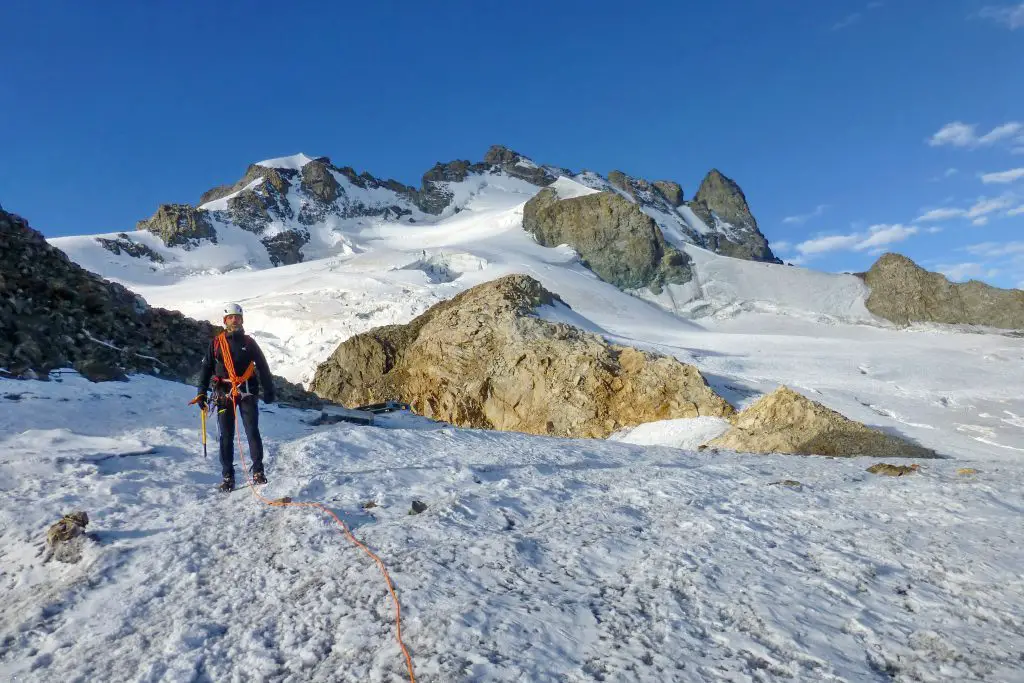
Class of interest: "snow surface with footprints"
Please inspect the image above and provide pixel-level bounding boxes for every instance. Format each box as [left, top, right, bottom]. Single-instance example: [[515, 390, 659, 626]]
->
[[1, 160, 1022, 681], [1, 375, 1023, 682]]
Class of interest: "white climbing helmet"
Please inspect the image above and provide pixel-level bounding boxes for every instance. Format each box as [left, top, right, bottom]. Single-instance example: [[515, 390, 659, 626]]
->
[[223, 303, 243, 318]]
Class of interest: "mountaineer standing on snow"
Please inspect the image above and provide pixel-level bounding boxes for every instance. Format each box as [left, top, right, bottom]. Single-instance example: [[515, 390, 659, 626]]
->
[[194, 303, 275, 492]]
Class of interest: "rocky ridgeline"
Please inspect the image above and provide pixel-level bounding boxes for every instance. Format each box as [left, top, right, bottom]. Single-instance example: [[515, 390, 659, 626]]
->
[[311, 274, 735, 438], [0, 207, 322, 405], [126, 145, 779, 276], [861, 253, 1024, 330]]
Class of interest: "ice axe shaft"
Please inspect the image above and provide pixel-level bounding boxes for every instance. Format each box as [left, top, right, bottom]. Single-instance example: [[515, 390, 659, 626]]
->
[[200, 408, 208, 458]]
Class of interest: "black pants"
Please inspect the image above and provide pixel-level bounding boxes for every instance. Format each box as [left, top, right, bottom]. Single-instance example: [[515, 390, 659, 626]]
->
[[217, 395, 264, 478]]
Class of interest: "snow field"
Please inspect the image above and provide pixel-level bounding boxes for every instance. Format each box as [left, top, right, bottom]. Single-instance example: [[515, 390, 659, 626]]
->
[[1, 375, 1023, 681]]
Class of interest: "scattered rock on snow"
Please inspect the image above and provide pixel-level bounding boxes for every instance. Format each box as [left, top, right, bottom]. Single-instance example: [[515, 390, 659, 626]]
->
[[866, 463, 921, 477], [409, 500, 428, 515], [74, 359, 128, 382], [45, 511, 92, 564], [704, 386, 938, 458], [957, 468, 979, 476], [769, 479, 803, 489]]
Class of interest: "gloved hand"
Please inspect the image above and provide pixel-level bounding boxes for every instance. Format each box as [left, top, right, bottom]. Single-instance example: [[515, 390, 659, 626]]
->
[[191, 393, 208, 410]]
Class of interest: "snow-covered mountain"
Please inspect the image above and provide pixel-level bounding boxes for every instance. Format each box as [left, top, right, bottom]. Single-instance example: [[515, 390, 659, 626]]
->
[[51, 146, 778, 281]]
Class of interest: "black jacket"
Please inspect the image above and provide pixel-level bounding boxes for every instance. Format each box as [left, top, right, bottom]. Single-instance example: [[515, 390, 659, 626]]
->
[[197, 330, 274, 401]]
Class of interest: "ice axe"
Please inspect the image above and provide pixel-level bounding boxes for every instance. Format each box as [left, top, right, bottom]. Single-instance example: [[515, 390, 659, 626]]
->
[[200, 408, 208, 458], [188, 394, 209, 458]]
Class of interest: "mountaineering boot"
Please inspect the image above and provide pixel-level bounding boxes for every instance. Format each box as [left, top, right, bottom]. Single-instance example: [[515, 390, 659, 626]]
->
[[252, 471, 268, 485], [218, 475, 235, 492]]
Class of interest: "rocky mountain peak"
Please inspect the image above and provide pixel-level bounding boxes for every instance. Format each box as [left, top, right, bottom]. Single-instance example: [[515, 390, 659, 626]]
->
[[688, 168, 780, 264], [483, 144, 525, 166], [692, 168, 754, 228]]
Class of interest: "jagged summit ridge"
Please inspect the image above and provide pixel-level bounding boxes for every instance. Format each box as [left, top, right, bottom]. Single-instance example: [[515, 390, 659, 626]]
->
[[119, 144, 778, 271]]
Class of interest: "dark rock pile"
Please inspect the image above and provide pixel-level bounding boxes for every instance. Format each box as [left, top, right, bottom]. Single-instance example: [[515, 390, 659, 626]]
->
[[0, 207, 325, 407]]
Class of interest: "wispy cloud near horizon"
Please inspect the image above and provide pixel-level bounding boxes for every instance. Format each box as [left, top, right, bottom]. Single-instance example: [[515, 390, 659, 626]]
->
[[782, 204, 828, 225], [980, 167, 1024, 184], [928, 121, 1023, 149], [795, 224, 919, 258], [978, 3, 1024, 29]]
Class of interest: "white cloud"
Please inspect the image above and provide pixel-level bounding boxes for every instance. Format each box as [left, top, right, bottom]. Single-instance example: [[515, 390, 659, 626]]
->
[[967, 195, 1016, 218], [915, 207, 966, 221], [926, 226, 944, 233], [929, 122, 977, 147], [928, 121, 1024, 149], [772, 240, 792, 253], [782, 205, 828, 225], [795, 224, 918, 258], [915, 193, 1018, 224], [980, 167, 1024, 184], [979, 3, 1024, 29], [1008, 205, 1024, 216], [855, 224, 920, 250], [936, 262, 994, 281], [966, 241, 1024, 257], [796, 234, 862, 255], [980, 123, 1024, 144], [929, 168, 959, 182], [832, 12, 863, 30]]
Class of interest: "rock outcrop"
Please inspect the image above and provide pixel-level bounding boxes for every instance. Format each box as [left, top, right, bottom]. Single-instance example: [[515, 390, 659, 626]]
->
[[4, 207, 214, 380], [705, 386, 937, 458], [262, 230, 309, 266], [522, 188, 692, 293], [95, 233, 164, 262], [1, 208, 324, 407], [862, 253, 1024, 330], [311, 274, 733, 438], [482, 144, 558, 186], [136, 204, 216, 249], [688, 170, 780, 263]]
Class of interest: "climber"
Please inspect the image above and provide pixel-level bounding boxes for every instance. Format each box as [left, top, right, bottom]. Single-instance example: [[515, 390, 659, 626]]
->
[[193, 303, 275, 492]]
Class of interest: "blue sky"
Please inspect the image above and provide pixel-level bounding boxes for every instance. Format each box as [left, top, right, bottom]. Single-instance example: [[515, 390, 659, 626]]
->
[[1, 1, 1022, 288]]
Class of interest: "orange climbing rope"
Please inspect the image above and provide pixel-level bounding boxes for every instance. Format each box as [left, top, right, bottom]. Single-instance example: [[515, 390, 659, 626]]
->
[[218, 338, 416, 682]]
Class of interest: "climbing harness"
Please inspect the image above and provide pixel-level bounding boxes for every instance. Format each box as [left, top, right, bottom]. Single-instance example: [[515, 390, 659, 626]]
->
[[214, 332, 256, 399]]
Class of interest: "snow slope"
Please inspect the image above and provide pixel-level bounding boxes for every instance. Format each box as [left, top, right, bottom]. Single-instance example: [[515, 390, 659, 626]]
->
[[2, 374, 1023, 682]]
